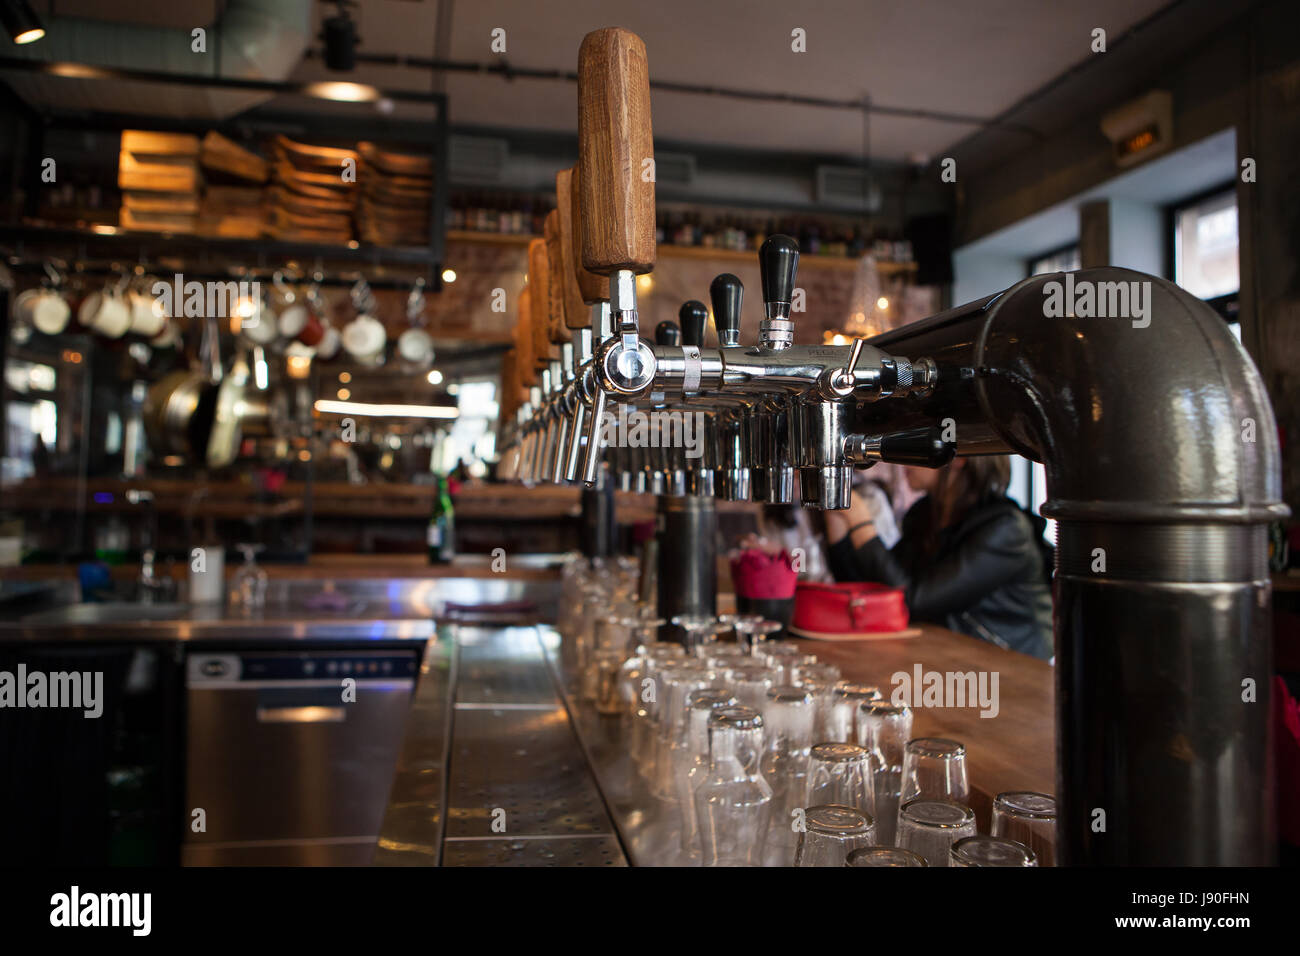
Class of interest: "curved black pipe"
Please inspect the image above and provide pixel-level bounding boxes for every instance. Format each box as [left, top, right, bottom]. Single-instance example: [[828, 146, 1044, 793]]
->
[[867, 268, 1287, 865]]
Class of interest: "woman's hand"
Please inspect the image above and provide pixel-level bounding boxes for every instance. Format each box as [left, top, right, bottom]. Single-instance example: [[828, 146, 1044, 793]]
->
[[844, 488, 879, 547]]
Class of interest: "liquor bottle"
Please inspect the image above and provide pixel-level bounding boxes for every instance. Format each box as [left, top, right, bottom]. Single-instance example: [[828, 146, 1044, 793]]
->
[[427, 475, 456, 563]]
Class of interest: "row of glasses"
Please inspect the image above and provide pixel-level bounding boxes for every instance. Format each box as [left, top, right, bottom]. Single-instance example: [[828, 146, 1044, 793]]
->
[[759, 686, 815, 865]]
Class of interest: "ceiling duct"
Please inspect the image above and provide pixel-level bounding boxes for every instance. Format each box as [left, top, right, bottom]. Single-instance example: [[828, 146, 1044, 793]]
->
[[815, 165, 882, 213], [0, 0, 314, 120]]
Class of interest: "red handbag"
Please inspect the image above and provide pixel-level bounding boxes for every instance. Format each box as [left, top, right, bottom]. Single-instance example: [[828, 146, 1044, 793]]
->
[[792, 581, 909, 635]]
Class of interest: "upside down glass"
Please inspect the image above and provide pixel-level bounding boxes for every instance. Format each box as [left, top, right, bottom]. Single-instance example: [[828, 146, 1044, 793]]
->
[[950, 834, 1038, 867], [805, 741, 876, 821], [898, 798, 976, 866], [677, 689, 739, 861], [991, 791, 1057, 867], [760, 686, 814, 865], [899, 737, 969, 810], [858, 699, 913, 846], [845, 846, 928, 867], [695, 706, 772, 866], [825, 682, 882, 743], [794, 804, 875, 867]]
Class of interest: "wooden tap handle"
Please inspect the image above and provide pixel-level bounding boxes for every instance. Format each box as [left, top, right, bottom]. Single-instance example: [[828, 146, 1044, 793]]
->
[[555, 168, 600, 319], [567, 165, 609, 304], [527, 238, 556, 367], [515, 286, 537, 388], [577, 27, 656, 276], [543, 210, 572, 344], [499, 348, 520, 421]]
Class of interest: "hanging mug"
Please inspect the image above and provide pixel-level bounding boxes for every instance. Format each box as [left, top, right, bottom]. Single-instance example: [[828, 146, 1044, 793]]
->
[[16, 287, 71, 336]]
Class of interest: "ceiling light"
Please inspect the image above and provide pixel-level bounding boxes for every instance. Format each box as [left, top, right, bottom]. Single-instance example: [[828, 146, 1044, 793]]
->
[[2, 1, 46, 45], [441, 269, 456, 283], [426, 369, 443, 385], [303, 81, 380, 103], [876, 296, 890, 310], [321, 2, 358, 71]]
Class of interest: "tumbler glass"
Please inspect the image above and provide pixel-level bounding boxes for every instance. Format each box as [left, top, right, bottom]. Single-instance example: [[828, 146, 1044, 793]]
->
[[723, 662, 777, 712], [897, 798, 976, 866], [899, 737, 969, 809], [794, 804, 875, 867], [695, 706, 773, 866], [654, 666, 719, 801], [760, 686, 814, 865], [858, 699, 913, 846], [735, 618, 784, 656], [773, 653, 818, 686], [791, 661, 840, 686], [234, 543, 268, 608], [593, 649, 626, 716], [672, 614, 721, 658], [950, 834, 1038, 867], [991, 791, 1057, 867], [801, 674, 840, 744], [845, 846, 928, 867], [677, 689, 739, 860], [805, 742, 875, 820], [825, 682, 882, 743]]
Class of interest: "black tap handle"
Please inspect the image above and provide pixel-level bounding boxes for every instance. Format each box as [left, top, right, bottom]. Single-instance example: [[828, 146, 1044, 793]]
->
[[655, 320, 682, 346], [759, 234, 799, 314], [878, 427, 956, 469], [678, 301, 708, 348], [709, 273, 743, 347]]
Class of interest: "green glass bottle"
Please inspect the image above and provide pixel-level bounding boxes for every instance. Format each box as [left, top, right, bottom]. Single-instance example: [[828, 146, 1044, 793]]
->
[[427, 475, 456, 563]]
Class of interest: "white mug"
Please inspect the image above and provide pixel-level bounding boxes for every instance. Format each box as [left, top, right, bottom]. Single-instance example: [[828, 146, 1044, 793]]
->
[[342, 314, 387, 361], [397, 327, 434, 366], [16, 288, 71, 335], [90, 290, 132, 338], [129, 289, 167, 338]]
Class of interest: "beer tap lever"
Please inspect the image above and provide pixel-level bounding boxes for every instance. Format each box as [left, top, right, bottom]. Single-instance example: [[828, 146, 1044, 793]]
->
[[709, 274, 743, 348], [678, 300, 708, 349], [759, 234, 799, 350], [844, 426, 956, 468]]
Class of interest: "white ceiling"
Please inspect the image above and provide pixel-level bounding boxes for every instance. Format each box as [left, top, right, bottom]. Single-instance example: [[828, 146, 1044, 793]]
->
[[22, 0, 1176, 160]]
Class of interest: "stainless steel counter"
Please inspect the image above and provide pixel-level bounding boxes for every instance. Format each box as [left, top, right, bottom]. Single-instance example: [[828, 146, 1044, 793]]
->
[[376, 623, 628, 867]]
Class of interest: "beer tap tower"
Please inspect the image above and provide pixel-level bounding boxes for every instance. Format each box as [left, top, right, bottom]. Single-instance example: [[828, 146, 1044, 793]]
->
[[497, 27, 1287, 867]]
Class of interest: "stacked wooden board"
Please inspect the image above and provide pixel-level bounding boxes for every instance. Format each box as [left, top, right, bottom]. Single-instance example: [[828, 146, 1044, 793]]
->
[[268, 134, 357, 243], [118, 130, 200, 234], [356, 141, 434, 246], [197, 132, 268, 238]]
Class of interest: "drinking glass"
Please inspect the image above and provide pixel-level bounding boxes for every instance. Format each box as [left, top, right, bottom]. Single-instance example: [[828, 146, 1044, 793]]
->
[[800, 674, 840, 744], [825, 682, 882, 743], [734, 617, 783, 656], [672, 614, 722, 659], [897, 798, 976, 866], [695, 706, 773, 866], [791, 661, 840, 686], [234, 543, 268, 608], [704, 644, 748, 669], [677, 689, 738, 860], [858, 699, 913, 846], [723, 662, 777, 712], [845, 846, 928, 867], [991, 791, 1057, 867], [654, 666, 719, 801], [805, 742, 875, 820], [593, 649, 626, 716], [760, 686, 814, 865], [633, 654, 688, 777], [950, 834, 1038, 867], [794, 804, 875, 867], [773, 653, 818, 686], [900, 737, 969, 810]]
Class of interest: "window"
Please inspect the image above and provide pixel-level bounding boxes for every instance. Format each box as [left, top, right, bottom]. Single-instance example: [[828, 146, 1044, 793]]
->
[[1173, 187, 1238, 300], [1028, 245, 1081, 276]]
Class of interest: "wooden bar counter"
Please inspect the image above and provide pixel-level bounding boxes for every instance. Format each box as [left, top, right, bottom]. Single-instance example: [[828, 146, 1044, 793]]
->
[[789, 626, 1055, 830]]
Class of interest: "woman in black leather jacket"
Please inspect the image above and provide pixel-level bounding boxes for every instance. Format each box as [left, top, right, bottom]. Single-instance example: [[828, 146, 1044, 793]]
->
[[825, 456, 1054, 660]]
